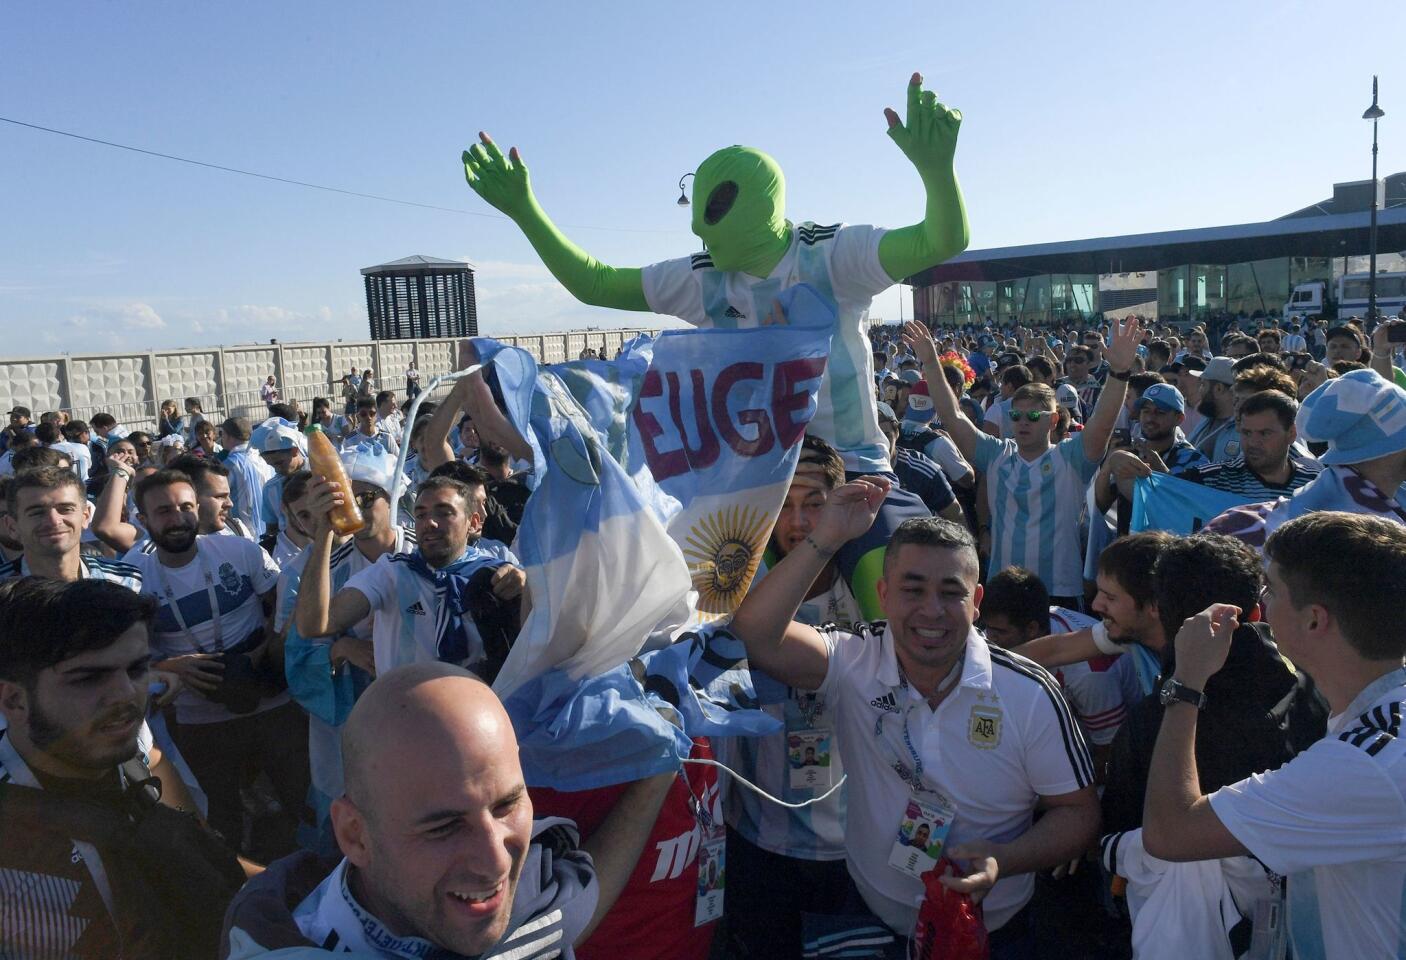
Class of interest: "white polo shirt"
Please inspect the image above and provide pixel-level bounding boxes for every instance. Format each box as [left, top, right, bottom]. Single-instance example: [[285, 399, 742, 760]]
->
[[818, 623, 1093, 933], [1209, 668, 1406, 960]]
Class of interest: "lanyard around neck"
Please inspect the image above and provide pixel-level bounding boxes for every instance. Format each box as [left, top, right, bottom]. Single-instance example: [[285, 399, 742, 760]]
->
[[152, 541, 224, 652]]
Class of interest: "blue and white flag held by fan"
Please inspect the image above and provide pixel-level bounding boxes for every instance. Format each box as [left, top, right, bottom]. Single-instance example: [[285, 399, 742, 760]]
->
[[1130, 473, 1257, 535], [481, 283, 836, 699]]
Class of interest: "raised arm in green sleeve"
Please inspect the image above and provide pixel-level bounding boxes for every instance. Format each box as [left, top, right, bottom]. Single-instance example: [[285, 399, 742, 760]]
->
[[876, 73, 970, 283], [462, 132, 650, 312]]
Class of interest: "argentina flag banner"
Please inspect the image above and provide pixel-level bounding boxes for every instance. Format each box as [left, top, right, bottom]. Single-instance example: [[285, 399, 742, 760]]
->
[[483, 283, 835, 699], [1130, 472, 1257, 535]]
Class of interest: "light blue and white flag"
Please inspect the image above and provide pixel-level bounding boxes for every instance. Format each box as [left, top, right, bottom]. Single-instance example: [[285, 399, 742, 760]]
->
[[483, 283, 835, 699], [1130, 472, 1256, 535]]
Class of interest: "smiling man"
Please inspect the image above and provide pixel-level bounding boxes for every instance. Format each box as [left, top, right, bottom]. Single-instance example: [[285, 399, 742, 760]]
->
[[729, 485, 1099, 957], [222, 662, 676, 960]]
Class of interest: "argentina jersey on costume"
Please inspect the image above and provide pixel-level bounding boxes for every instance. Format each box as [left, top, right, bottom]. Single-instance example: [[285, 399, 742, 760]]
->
[[642, 221, 895, 473]]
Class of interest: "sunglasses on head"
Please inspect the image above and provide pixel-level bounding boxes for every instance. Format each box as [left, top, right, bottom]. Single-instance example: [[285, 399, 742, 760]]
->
[[1009, 409, 1052, 422]]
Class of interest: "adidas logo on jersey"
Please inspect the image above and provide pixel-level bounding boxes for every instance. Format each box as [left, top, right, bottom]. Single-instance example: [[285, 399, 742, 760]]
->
[[869, 692, 899, 713], [406, 601, 427, 616], [723, 306, 746, 319]]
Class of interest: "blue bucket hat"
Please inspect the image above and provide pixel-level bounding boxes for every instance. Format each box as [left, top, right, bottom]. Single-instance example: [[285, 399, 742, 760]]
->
[[1297, 369, 1406, 466]]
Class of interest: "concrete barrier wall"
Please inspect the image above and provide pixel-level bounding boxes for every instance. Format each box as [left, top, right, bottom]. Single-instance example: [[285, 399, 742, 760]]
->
[[0, 329, 655, 432]]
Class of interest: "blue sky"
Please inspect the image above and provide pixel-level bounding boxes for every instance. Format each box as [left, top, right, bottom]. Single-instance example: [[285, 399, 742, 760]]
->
[[2, 0, 1403, 353]]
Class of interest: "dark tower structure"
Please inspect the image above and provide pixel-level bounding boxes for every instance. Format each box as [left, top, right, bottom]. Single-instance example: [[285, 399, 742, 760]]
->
[[362, 255, 477, 340]]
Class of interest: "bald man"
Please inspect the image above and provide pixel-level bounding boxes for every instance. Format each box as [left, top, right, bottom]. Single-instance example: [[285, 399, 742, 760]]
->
[[221, 663, 675, 959]]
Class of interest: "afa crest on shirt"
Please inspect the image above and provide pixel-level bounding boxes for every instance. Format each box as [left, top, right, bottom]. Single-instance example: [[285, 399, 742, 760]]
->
[[968, 705, 1002, 749], [682, 505, 772, 619]]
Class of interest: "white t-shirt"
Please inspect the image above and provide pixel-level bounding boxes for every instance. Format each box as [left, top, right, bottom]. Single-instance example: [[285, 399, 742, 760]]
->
[[1209, 668, 1406, 960], [129, 534, 283, 724], [818, 623, 1092, 933], [50, 440, 91, 481], [642, 221, 895, 473], [342, 545, 518, 677], [982, 397, 1012, 439]]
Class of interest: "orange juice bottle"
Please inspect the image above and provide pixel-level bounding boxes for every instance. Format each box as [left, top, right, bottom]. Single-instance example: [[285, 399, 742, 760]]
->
[[305, 425, 365, 535]]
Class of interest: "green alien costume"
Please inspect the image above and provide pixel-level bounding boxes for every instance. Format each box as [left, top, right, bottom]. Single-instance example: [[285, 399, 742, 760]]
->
[[463, 74, 968, 616]]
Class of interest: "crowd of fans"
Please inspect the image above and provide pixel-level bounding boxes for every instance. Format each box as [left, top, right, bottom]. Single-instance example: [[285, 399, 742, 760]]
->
[[1, 306, 1405, 960]]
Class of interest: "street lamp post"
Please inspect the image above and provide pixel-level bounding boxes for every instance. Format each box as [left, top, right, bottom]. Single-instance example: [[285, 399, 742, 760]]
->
[[676, 172, 695, 207], [1364, 76, 1386, 321]]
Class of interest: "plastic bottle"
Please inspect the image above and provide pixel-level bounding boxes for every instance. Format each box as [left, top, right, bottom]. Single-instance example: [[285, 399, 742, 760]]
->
[[304, 425, 365, 535]]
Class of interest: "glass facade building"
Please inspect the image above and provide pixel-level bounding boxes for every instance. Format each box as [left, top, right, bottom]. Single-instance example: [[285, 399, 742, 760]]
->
[[908, 174, 1406, 328]]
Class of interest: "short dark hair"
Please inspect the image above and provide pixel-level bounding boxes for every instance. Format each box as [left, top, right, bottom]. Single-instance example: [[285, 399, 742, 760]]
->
[[1266, 511, 1406, 660], [980, 567, 1052, 636], [1237, 390, 1298, 429], [796, 435, 845, 490], [166, 455, 229, 494], [883, 517, 978, 576], [1326, 325, 1363, 347], [1153, 533, 1262, 648], [62, 420, 89, 441], [1097, 532, 1175, 608], [1128, 371, 1165, 397], [1000, 365, 1033, 389], [941, 363, 966, 396], [375, 390, 394, 407], [11, 446, 68, 473], [1232, 352, 1289, 374], [7, 466, 86, 514], [220, 417, 251, 442], [1065, 345, 1093, 363], [281, 469, 314, 505], [34, 422, 60, 445], [416, 474, 475, 510], [268, 402, 298, 422], [134, 469, 196, 513], [1147, 340, 1172, 363], [127, 431, 151, 448], [356, 397, 377, 413], [1026, 356, 1055, 380], [89, 413, 116, 430], [477, 442, 510, 469], [429, 460, 491, 490], [0, 577, 157, 690]]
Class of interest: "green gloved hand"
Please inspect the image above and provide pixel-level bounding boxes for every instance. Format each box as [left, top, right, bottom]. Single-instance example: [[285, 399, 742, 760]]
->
[[462, 132, 536, 222], [458, 131, 648, 312], [883, 72, 962, 179], [877, 72, 970, 281]]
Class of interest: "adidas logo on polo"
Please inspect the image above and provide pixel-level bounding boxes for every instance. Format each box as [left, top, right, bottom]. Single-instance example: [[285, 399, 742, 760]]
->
[[869, 692, 899, 713], [406, 601, 427, 616], [723, 306, 746, 319]]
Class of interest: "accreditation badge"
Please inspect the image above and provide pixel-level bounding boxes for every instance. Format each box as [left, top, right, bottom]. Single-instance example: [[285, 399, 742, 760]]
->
[[787, 729, 834, 790], [888, 795, 956, 879], [694, 826, 726, 926]]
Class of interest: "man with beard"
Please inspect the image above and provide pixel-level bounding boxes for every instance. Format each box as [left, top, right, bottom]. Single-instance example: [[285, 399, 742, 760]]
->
[[1185, 390, 1323, 501], [127, 469, 309, 854], [1188, 358, 1241, 464], [1093, 383, 1208, 512], [0, 577, 243, 959], [295, 475, 526, 680], [98, 455, 254, 556]]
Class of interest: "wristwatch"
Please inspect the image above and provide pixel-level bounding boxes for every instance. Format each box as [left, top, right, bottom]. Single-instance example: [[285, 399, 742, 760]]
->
[[1106, 368, 1131, 382], [1159, 677, 1207, 710]]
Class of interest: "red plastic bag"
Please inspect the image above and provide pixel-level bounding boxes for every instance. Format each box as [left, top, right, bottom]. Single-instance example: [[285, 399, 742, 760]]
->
[[909, 858, 990, 960]]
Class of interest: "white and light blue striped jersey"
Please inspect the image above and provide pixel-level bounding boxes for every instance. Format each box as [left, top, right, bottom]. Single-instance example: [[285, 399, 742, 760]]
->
[[972, 433, 1099, 597], [0, 553, 144, 591], [718, 573, 860, 861], [223, 445, 275, 536], [642, 222, 895, 473]]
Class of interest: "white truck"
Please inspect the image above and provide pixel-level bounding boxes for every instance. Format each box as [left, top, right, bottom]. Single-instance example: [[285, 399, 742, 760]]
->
[[1284, 272, 1406, 321]]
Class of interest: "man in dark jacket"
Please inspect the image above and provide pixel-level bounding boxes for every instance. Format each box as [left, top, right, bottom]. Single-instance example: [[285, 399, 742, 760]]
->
[[1101, 533, 1327, 834]]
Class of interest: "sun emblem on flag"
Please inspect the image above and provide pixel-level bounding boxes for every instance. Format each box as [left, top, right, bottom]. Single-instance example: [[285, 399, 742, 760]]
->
[[683, 505, 773, 618]]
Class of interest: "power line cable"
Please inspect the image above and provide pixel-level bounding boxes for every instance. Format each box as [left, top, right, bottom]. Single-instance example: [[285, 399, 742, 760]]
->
[[0, 115, 685, 235]]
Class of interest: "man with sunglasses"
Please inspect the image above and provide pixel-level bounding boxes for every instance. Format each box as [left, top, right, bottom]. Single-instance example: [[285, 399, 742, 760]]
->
[[340, 397, 400, 456], [908, 317, 1139, 610], [1058, 346, 1101, 420]]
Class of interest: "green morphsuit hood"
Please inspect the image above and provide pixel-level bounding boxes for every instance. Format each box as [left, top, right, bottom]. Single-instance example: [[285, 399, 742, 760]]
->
[[691, 146, 791, 277]]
